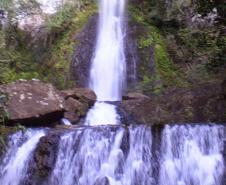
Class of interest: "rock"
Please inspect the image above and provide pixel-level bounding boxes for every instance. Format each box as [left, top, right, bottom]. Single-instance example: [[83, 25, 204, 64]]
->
[[64, 97, 88, 123], [25, 131, 61, 185], [123, 92, 149, 100], [94, 177, 109, 185], [60, 88, 96, 106], [72, 15, 98, 87], [60, 88, 96, 123], [0, 80, 64, 126], [222, 79, 226, 99], [122, 83, 226, 125]]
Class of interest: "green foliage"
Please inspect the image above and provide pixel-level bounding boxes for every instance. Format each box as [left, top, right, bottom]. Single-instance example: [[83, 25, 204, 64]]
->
[[174, 26, 226, 75], [129, 5, 188, 94], [139, 25, 184, 88], [0, 40, 40, 84], [0, 1, 96, 89], [37, 3, 97, 89]]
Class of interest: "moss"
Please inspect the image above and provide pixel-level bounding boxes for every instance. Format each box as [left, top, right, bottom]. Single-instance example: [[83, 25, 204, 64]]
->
[[128, 5, 190, 94], [167, 26, 226, 83]]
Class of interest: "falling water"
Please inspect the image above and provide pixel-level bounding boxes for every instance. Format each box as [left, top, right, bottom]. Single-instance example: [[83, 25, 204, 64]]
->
[[85, 0, 126, 126], [159, 125, 225, 185], [49, 125, 153, 185], [0, 129, 45, 185], [89, 0, 126, 101]]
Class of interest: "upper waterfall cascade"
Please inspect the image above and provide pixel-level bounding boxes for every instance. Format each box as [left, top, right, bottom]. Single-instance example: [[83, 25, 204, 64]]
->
[[89, 0, 126, 101], [85, 0, 126, 126]]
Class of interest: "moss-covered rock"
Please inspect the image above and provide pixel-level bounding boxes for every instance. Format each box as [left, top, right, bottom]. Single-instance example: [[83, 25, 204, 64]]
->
[[127, 6, 186, 95]]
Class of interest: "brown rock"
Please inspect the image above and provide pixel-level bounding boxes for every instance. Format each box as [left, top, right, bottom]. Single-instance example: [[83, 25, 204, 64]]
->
[[123, 92, 149, 100], [60, 87, 96, 106], [64, 97, 88, 123], [0, 80, 64, 126], [122, 83, 226, 125], [60, 88, 96, 123], [26, 131, 61, 185]]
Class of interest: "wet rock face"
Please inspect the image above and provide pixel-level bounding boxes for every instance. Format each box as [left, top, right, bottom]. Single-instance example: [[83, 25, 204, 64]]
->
[[72, 15, 98, 87], [122, 83, 226, 125], [0, 80, 64, 126]]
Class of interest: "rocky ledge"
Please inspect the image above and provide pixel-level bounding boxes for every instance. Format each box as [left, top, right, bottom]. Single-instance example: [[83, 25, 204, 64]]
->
[[122, 82, 226, 125], [0, 80, 96, 126]]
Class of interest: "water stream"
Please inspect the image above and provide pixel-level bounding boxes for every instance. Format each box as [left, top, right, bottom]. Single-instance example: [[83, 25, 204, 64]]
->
[[0, 129, 45, 185], [49, 124, 225, 185]]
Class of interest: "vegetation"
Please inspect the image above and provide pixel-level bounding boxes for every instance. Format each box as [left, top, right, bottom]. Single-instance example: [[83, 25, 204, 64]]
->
[[0, 0, 97, 89], [38, 2, 97, 89], [0, 92, 8, 125], [129, 0, 226, 95], [129, 6, 186, 95]]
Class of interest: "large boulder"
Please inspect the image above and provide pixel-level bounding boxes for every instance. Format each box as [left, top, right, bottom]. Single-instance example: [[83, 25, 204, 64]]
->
[[0, 80, 64, 126], [60, 88, 96, 123], [122, 83, 226, 125]]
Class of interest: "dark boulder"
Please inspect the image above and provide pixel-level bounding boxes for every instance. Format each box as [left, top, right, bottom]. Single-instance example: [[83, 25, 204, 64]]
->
[[0, 80, 96, 126], [25, 131, 61, 185]]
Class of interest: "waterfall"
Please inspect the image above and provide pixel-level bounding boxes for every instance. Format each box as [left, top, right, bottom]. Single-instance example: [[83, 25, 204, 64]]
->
[[0, 0, 225, 184], [159, 125, 225, 185], [90, 0, 126, 101], [49, 124, 226, 185], [85, 0, 126, 126], [49, 125, 153, 185], [0, 129, 45, 185]]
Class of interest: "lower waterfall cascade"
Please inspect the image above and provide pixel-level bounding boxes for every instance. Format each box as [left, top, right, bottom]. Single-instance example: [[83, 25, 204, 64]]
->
[[0, 129, 46, 185], [0, 125, 225, 185]]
